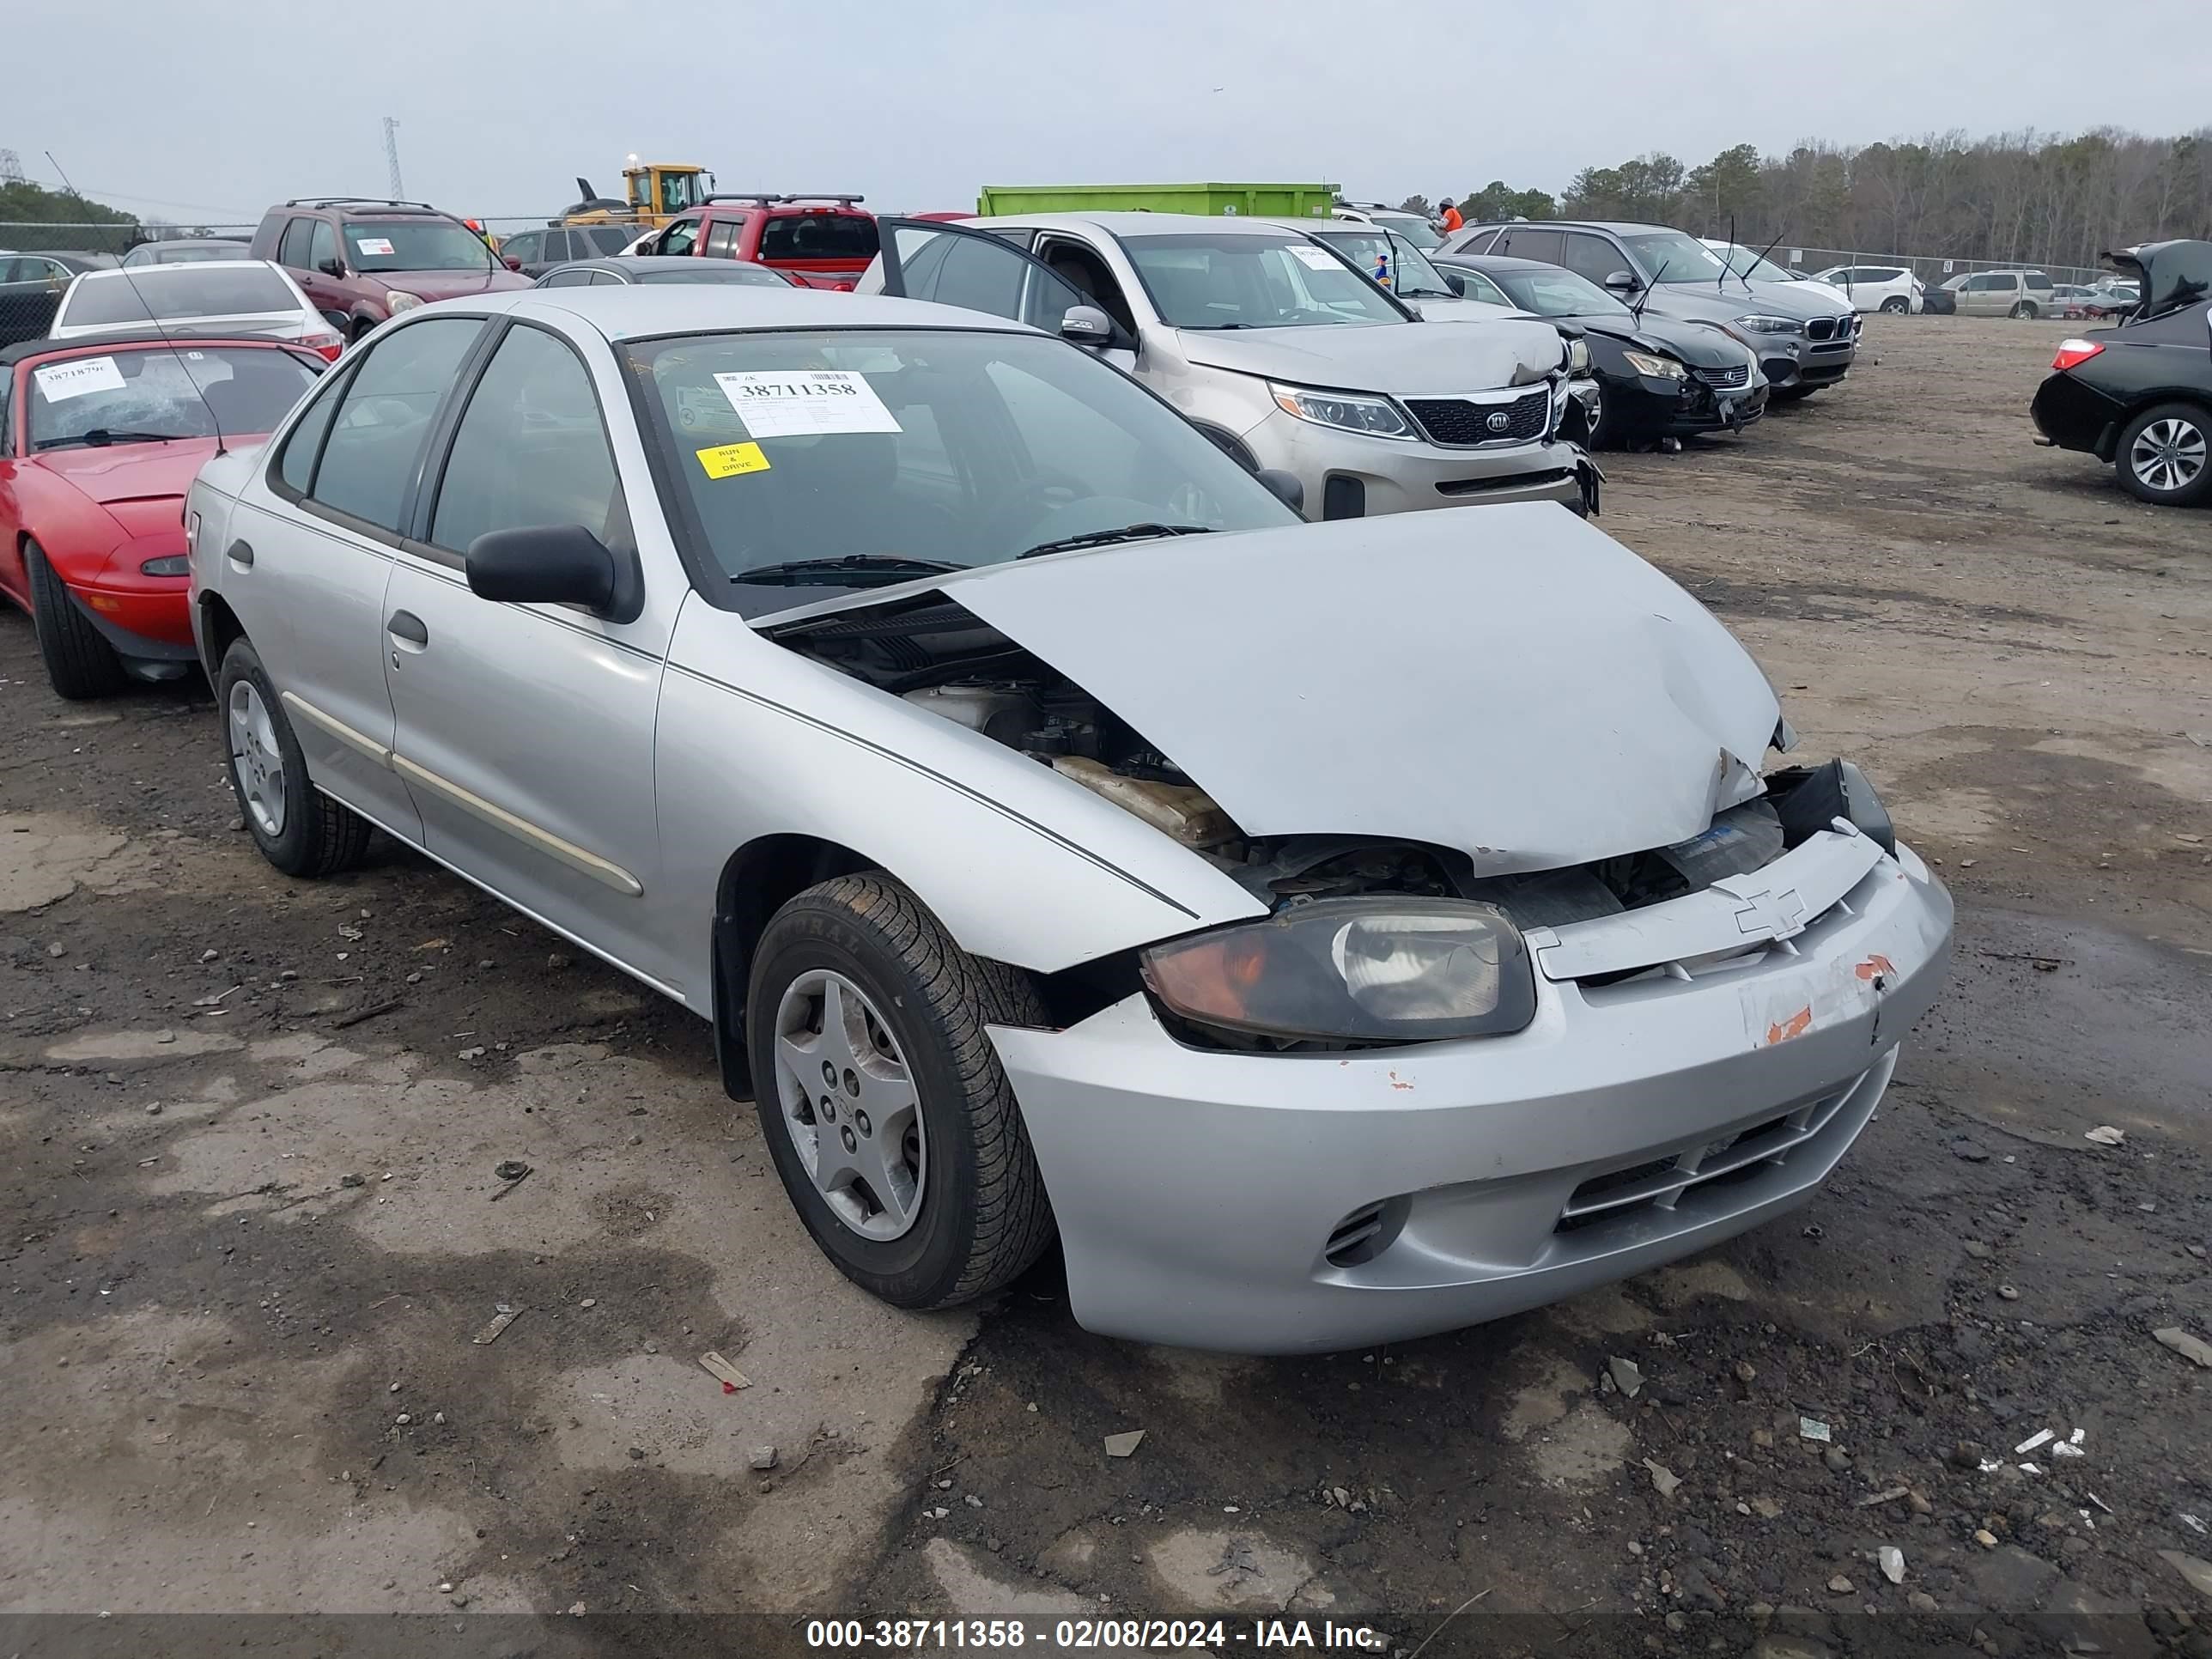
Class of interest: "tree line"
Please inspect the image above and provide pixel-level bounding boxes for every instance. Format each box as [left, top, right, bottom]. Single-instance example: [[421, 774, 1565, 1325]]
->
[[1402, 127, 2212, 268]]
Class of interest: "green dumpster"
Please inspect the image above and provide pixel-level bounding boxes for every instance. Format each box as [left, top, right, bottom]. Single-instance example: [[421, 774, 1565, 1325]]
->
[[973, 183, 1340, 220]]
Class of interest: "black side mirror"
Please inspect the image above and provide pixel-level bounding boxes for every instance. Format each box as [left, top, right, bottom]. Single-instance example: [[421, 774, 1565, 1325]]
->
[[466, 525, 617, 612], [1058, 304, 1115, 349], [1604, 270, 1639, 292], [319, 258, 346, 279], [1255, 468, 1304, 514], [1439, 270, 1467, 295]]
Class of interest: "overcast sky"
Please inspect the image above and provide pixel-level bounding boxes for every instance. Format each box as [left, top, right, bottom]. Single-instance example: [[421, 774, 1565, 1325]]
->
[[11, 0, 2212, 228]]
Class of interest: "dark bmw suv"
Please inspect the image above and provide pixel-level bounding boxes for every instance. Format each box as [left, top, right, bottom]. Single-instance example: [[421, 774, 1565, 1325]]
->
[[1442, 220, 1861, 401], [249, 198, 532, 341]]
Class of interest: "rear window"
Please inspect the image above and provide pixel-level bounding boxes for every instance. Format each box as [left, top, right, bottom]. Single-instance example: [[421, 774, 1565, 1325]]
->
[[61, 265, 297, 328], [579, 225, 634, 255], [635, 264, 791, 286], [757, 214, 879, 263]]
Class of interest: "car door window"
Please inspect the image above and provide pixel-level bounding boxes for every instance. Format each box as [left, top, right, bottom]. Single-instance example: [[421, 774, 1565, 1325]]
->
[[541, 267, 592, 288], [429, 324, 625, 556], [308, 220, 337, 273], [309, 317, 482, 532], [275, 363, 349, 496], [1449, 266, 1514, 307], [704, 219, 744, 258], [885, 222, 1086, 331], [661, 219, 699, 258], [1557, 233, 1620, 285], [1498, 228, 1564, 265], [277, 217, 314, 270]]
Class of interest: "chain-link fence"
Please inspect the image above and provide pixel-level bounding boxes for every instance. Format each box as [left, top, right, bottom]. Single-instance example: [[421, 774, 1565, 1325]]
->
[[2, 222, 261, 344]]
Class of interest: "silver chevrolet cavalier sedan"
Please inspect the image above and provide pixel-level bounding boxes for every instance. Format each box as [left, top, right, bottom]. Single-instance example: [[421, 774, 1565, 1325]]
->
[[186, 285, 1952, 1353]]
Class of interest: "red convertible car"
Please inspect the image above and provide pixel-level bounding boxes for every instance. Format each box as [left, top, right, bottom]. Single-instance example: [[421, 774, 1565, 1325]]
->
[[1, 333, 323, 697]]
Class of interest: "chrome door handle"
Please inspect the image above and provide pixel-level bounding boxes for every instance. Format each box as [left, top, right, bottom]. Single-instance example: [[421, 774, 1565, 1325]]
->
[[386, 610, 428, 646]]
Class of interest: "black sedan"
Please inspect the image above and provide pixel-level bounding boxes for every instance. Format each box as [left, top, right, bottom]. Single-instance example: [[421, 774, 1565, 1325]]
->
[[1432, 253, 1765, 447], [2030, 240, 2212, 507]]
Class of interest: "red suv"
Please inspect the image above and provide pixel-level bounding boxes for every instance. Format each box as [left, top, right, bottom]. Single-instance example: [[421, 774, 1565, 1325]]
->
[[634, 195, 879, 289], [249, 198, 532, 342]]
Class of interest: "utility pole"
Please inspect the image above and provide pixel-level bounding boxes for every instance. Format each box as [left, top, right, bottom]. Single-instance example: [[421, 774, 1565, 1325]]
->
[[382, 117, 404, 200], [0, 149, 24, 185]]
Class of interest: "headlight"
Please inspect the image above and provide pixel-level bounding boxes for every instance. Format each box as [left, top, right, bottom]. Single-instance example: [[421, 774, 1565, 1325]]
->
[[1622, 349, 1687, 380], [1731, 314, 1801, 335], [1267, 381, 1414, 440], [139, 555, 191, 576], [1140, 898, 1537, 1044], [385, 290, 425, 313]]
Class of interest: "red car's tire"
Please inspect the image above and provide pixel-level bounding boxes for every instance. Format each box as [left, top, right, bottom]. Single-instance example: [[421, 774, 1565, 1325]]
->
[[24, 538, 126, 700]]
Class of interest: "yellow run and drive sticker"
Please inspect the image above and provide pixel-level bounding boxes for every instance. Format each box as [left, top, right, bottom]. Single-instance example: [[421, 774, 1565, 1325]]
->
[[696, 441, 770, 479]]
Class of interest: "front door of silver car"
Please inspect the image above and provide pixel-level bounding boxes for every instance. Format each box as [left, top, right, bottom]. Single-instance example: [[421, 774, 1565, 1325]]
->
[[238, 315, 491, 842], [380, 319, 679, 992]]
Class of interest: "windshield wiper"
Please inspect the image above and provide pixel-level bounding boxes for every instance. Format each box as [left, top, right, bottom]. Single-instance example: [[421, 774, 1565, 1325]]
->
[[731, 554, 963, 586], [1016, 523, 1213, 561], [35, 428, 190, 450]]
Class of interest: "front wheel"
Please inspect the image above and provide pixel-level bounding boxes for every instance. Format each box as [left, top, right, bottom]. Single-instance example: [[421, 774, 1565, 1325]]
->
[[1879, 295, 1909, 313], [1578, 385, 1605, 449], [23, 539, 125, 700], [746, 874, 1054, 1310], [2118, 402, 2211, 507], [217, 637, 373, 876]]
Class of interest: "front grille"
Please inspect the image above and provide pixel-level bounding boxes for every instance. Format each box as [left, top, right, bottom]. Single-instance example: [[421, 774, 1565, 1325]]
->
[[1405, 387, 1550, 447], [1435, 466, 1574, 497], [1692, 363, 1750, 390], [1805, 317, 1838, 341], [1554, 1082, 1862, 1234]]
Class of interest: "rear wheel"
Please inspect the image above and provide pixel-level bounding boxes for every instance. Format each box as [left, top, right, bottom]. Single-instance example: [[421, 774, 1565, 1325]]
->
[[24, 538, 125, 700], [1879, 295, 1909, 313], [2117, 402, 2211, 507], [217, 636, 373, 876], [2009, 301, 2038, 319], [746, 873, 1054, 1310]]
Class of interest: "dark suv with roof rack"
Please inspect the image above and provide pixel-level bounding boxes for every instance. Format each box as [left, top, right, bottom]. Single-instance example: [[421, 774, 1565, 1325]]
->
[[631, 194, 878, 289], [248, 198, 532, 341]]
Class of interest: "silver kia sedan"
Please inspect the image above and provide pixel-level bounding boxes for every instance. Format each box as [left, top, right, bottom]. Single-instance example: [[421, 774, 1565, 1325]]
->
[[186, 286, 1952, 1353]]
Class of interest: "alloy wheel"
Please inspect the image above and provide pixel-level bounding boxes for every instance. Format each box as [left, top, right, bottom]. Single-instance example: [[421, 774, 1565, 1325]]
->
[[772, 969, 927, 1241], [228, 679, 287, 838], [2130, 417, 2207, 495]]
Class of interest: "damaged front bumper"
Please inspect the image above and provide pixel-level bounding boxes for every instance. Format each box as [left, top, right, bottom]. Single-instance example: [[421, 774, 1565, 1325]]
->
[[990, 830, 1951, 1354]]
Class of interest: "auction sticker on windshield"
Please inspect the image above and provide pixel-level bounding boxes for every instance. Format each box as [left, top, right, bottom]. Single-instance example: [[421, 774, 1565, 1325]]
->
[[1288, 245, 1342, 271], [355, 237, 394, 256], [713, 370, 902, 438], [33, 357, 126, 402], [696, 441, 771, 479]]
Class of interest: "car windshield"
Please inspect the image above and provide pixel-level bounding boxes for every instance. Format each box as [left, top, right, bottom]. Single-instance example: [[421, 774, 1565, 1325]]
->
[[26, 345, 318, 449], [1622, 232, 1734, 284], [757, 215, 880, 262], [1365, 216, 1443, 250], [1488, 265, 1631, 319], [60, 265, 298, 327], [635, 264, 789, 285], [1710, 243, 1797, 283], [344, 220, 495, 273], [625, 328, 1293, 612], [1121, 232, 1405, 329], [1309, 230, 1459, 300]]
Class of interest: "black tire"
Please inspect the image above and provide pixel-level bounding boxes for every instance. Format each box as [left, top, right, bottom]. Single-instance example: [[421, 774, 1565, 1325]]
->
[[350, 315, 378, 343], [2115, 401, 2212, 508], [24, 538, 126, 700], [2009, 301, 2037, 319], [1879, 295, 1909, 313], [216, 636, 372, 877], [746, 873, 1054, 1310], [1578, 385, 1607, 450]]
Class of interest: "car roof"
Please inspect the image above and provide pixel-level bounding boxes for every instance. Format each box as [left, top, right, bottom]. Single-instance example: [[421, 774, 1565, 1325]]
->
[[536, 256, 794, 282], [1473, 219, 1674, 236], [486, 284, 1040, 341], [0, 332, 312, 370], [77, 260, 284, 276], [974, 212, 1327, 239], [136, 238, 248, 248]]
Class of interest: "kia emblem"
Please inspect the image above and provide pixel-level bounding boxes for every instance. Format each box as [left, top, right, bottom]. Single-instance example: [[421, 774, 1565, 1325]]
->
[[1486, 410, 1511, 433]]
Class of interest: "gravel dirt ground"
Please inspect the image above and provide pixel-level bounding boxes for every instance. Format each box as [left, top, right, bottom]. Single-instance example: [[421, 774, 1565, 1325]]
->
[[2, 314, 2209, 1657]]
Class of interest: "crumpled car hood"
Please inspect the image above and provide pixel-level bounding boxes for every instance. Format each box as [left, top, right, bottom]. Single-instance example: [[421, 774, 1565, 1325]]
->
[[939, 505, 1781, 874], [1174, 318, 1565, 393]]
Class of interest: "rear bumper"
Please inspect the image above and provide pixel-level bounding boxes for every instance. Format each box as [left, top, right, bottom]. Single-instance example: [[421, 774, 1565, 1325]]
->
[[2030, 374, 2122, 459], [993, 836, 1953, 1353]]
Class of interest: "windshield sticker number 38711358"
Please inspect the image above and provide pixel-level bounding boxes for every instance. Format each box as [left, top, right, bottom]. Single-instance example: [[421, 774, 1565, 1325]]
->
[[713, 370, 902, 438]]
